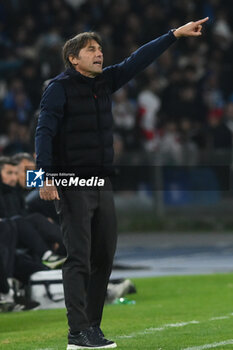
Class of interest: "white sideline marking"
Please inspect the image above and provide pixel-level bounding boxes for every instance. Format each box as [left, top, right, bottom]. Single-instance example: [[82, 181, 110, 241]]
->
[[181, 339, 233, 350], [209, 316, 230, 321], [116, 312, 233, 340], [117, 321, 199, 339], [144, 321, 200, 333]]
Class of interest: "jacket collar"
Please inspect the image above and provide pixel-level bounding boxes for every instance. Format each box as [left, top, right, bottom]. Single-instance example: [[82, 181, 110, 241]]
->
[[65, 68, 101, 84], [0, 180, 16, 193]]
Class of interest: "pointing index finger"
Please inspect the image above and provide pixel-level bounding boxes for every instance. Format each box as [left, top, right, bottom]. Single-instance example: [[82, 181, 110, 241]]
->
[[195, 17, 209, 25]]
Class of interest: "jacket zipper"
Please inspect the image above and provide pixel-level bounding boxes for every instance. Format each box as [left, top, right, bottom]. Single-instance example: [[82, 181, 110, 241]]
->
[[93, 92, 104, 169]]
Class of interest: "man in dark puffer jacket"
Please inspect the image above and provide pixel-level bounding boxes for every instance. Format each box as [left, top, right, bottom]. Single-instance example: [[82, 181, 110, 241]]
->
[[36, 18, 209, 349], [0, 158, 26, 218]]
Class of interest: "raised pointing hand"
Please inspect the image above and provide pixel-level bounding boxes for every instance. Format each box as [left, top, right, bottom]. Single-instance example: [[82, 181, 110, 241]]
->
[[173, 17, 209, 38]]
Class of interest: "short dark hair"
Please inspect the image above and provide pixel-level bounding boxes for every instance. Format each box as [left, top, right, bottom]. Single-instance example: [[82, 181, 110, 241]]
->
[[12, 152, 35, 164], [62, 32, 102, 69], [0, 156, 18, 171]]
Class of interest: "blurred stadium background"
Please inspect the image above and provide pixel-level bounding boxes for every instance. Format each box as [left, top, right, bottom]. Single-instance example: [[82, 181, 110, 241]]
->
[[0, 0, 233, 228]]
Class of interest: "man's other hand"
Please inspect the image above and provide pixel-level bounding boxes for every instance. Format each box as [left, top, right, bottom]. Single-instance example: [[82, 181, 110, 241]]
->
[[39, 180, 60, 201], [173, 17, 209, 38]]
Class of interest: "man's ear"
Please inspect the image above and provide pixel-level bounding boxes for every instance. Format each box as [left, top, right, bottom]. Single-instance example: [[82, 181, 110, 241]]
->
[[68, 55, 79, 66]]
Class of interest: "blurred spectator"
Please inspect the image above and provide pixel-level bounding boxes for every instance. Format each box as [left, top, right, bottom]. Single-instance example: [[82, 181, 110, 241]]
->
[[12, 152, 35, 190], [0, 221, 45, 312], [179, 118, 199, 165], [20, 61, 42, 108], [3, 78, 32, 124], [225, 101, 233, 133], [137, 80, 161, 151], [2, 121, 31, 155], [213, 10, 232, 45], [158, 121, 183, 165], [12, 152, 59, 222], [204, 110, 232, 165], [0, 156, 66, 266], [112, 88, 138, 150], [205, 112, 232, 151]]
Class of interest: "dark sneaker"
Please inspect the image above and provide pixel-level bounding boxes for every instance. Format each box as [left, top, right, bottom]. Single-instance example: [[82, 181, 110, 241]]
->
[[67, 327, 117, 349], [0, 291, 15, 312], [42, 251, 66, 269], [0, 300, 15, 312], [0, 299, 24, 313], [0, 290, 39, 312], [14, 296, 40, 311], [90, 326, 116, 347]]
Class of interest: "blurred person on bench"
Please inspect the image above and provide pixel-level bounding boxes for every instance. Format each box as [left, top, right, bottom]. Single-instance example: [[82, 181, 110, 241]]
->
[[0, 156, 66, 268], [0, 219, 47, 311], [12, 152, 59, 223]]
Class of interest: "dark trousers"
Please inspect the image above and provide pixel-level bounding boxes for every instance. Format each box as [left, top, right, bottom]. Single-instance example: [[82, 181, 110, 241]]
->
[[0, 247, 9, 293], [0, 220, 48, 293], [25, 213, 66, 256], [14, 251, 49, 284], [14, 217, 50, 260], [56, 178, 117, 333], [0, 220, 18, 278], [14, 213, 65, 260]]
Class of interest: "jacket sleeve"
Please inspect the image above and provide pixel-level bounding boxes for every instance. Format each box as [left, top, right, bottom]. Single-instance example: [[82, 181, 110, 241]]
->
[[103, 30, 177, 93], [35, 81, 66, 173], [0, 192, 6, 218]]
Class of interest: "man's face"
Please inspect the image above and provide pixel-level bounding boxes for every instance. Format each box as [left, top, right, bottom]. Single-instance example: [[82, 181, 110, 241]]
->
[[70, 40, 103, 78], [17, 159, 35, 188], [1, 164, 18, 187]]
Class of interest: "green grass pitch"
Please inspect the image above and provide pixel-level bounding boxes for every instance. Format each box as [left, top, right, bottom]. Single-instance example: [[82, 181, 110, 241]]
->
[[1, 273, 233, 350]]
